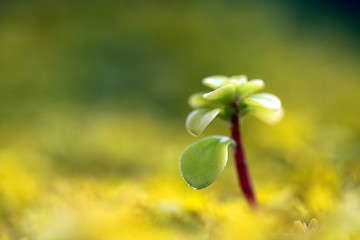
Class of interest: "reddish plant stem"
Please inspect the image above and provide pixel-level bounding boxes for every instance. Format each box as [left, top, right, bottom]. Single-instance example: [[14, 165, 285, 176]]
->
[[231, 111, 258, 209]]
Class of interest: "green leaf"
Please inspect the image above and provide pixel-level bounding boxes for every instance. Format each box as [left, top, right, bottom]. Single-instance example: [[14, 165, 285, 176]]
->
[[202, 75, 228, 89], [186, 108, 221, 136], [202, 75, 248, 90], [203, 84, 236, 104], [237, 79, 264, 97], [243, 93, 281, 110], [188, 92, 218, 108], [241, 93, 283, 124], [179, 136, 234, 189], [227, 75, 247, 85], [249, 107, 284, 125]]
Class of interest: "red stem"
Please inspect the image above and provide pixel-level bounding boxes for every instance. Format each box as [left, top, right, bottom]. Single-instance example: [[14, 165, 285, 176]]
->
[[231, 112, 258, 209]]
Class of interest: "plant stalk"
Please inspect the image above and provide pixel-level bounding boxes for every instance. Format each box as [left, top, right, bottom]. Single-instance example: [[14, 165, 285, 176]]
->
[[230, 111, 258, 209]]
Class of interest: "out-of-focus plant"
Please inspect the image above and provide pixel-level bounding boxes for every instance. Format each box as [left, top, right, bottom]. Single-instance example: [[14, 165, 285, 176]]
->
[[292, 218, 319, 239], [179, 75, 283, 208]]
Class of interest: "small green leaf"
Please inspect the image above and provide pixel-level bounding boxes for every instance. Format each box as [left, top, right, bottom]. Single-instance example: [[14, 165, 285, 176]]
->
[[203, 84, 236, 104], [217, 75, 247, 87], [243, 93, 281, 110], [249, 107, 284, 125], [241, 93, 283, 124], [227, 75, 247, 84], [179, 136, 234, 189], [186, 108, 221, 136], [202, 75, 228, 89], [238, 79, 264, 97], [188, 92, 219, 108]]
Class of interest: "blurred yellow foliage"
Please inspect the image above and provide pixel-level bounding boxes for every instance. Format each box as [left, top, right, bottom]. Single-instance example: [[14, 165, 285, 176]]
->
[[0, 152, 39, 212], [0, 108, 358, 240]]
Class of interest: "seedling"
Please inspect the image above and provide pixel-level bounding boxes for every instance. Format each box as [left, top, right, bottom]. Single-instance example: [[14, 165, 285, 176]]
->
[[179, 75, 283, 208]]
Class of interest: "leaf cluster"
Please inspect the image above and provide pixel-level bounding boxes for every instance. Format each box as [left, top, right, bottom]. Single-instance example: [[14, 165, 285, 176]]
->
[[187, 75, 283, 136], [180, 75, 284, 190]]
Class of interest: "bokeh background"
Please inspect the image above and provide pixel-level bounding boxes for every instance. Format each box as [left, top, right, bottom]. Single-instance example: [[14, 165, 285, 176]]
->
[[0, 0, 359, 239]]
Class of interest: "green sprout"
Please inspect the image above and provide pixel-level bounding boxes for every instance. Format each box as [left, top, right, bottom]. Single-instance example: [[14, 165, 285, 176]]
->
[[179, 75, 284, 208]]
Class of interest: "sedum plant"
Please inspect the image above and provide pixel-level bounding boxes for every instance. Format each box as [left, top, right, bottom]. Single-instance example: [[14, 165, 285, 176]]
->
[[179, 75, 284, 208]]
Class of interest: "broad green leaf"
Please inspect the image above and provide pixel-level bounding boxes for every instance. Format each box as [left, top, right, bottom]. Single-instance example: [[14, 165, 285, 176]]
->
[[249, 107, 284, 125], [202, 75, 228, 89], [186, 108, 221, 136], [203, 84, 236, 104], [238, 79, 264, 97], [243, 93, 281, 110], [188, 92, 218, 108], [179, 136, 234, 189]]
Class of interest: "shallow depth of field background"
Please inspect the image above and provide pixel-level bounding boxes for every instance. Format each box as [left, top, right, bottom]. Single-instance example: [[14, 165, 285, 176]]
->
[[0, 0, 359, 239]]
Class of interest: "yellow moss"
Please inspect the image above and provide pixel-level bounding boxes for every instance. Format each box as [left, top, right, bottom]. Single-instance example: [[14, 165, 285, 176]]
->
[[0, 152, 39, 211], [0, 110, 358, 239]]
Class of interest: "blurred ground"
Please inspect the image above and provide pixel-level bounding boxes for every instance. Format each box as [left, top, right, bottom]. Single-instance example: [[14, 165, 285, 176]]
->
[[0, 0, 359, 239]]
